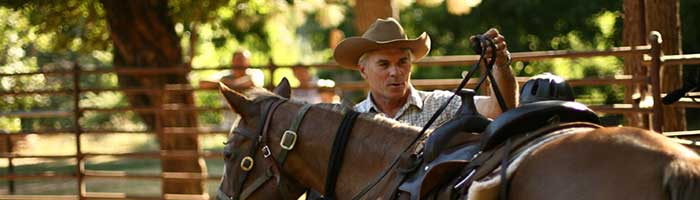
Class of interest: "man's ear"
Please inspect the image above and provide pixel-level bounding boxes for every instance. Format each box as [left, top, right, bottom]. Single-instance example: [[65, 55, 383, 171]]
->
[[358, 64, 368, 79], [219, 82, 253, 117], [273, 78, 291, 98]]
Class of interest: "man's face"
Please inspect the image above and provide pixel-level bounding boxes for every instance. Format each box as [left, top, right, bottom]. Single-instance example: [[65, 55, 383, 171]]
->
[[231, 52, 250, 75], [359, 48, 412, 102], [292, 67, 311, 82]]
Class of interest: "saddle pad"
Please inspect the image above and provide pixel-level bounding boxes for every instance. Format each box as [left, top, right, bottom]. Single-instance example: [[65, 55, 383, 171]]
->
[[466, 127, 596, 200]]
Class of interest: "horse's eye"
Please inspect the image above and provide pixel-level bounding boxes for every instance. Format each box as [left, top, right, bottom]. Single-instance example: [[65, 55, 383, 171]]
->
[[223, 145, 233, 160]]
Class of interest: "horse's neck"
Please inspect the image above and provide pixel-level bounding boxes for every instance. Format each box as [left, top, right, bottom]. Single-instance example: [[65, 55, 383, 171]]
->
[[270, 103, 421, 198]]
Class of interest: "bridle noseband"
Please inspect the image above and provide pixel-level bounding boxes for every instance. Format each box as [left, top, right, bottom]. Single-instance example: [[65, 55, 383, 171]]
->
[[218, 99, 312, 200]]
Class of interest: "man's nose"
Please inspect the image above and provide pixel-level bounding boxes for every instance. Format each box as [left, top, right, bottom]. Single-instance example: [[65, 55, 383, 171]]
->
[[388, 65, 400, 76]]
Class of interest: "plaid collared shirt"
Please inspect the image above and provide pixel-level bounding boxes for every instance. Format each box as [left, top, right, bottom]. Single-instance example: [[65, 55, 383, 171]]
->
[[354, 86, 484, 130]]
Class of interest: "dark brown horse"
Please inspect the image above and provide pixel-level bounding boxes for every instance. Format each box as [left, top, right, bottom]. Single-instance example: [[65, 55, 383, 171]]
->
[[217, 80, 700, 200]]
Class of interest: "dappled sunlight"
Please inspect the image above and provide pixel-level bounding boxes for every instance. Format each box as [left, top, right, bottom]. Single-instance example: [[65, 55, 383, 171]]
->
[[13, 134, 75, 156], [417, 0, 444, 7], [199, 134, 228, 151], [81, 134, 158, 154], [0, 0, 696, 198]]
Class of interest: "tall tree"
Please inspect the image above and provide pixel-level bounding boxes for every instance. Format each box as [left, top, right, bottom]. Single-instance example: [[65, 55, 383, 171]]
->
[[622, 0, 647, 128], [353, 0, 398, 34], [100, 0, 205, 195]]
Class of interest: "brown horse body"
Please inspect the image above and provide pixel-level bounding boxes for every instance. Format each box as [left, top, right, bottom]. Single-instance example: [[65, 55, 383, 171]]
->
[[218, 81, 700, 200], [511, 127, 700, 200]]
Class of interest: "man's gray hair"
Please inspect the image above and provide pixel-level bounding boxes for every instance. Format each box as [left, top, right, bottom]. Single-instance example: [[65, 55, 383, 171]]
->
[[358, 48, 414, 67]]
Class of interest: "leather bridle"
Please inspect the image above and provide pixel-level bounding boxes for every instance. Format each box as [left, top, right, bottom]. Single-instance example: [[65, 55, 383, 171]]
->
[[218, 97, 363, 200], [218, 99, 312, 200]]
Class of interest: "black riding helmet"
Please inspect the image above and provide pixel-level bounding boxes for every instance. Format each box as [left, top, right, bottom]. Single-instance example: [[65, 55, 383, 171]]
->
[[520, 72, 575, 105]]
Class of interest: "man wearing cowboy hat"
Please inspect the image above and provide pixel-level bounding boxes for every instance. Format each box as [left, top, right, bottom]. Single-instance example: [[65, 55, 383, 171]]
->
[[334, 18, 517, 129]]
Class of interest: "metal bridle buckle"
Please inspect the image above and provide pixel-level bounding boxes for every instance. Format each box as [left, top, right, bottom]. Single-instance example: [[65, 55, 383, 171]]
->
[[240, 156, 254, 171], [280, 130, 298, 150], [262, 146, 272, 158]]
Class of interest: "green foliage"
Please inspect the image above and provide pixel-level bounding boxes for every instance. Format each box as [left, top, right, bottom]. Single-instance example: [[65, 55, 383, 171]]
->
[[393, 1, 625, 104], [2, 0, 699, 132]]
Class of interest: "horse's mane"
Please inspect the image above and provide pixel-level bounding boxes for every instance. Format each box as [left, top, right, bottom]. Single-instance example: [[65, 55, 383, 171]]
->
[[242, 88, 422, 134]]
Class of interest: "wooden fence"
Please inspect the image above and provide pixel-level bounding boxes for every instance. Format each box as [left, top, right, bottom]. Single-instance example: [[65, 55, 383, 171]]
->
[[0, 31, 699, 199]]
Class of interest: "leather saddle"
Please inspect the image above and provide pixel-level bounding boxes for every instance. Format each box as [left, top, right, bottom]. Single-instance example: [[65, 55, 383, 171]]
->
[[422, 89, 490, 163], [398, 89, 487, 200], [397, 99, 600, 200], [480, 100, 600, 151]]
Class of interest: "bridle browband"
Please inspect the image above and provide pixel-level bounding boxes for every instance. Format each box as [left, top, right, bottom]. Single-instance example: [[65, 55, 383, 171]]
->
[[218, 99, 312, 200]]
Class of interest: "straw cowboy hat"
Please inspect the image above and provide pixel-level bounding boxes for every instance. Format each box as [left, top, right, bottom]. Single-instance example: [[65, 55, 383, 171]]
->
[[333, 18, 431, 69]]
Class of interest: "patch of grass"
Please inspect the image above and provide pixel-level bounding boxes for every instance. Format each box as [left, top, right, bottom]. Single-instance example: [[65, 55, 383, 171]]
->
[[0, 133, 228, 197]]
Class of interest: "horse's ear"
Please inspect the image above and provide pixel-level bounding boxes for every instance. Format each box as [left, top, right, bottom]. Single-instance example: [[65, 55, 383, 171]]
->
[[219, 82, 253, 116], [273, 77, 291, 98]]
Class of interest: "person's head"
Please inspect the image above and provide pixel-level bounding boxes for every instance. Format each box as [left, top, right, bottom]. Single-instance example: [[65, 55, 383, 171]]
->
[[231, 50, 251, 74], [292, 65, 312, 84], [357, 48, 413, 101], [519, 72, 575, 105], [318, 87, 339, 103], [333, 18, 431, 102]]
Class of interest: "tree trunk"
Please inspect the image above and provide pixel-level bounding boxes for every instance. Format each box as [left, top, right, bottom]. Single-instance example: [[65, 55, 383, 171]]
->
[[100, 0, 206, 196], [353, 0, 398, 34], [622, 0, 647, 128], [645, 0, 685, 131]]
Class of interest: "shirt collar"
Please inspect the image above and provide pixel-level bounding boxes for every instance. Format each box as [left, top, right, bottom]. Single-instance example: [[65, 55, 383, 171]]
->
[[355, 84, 424, 113]]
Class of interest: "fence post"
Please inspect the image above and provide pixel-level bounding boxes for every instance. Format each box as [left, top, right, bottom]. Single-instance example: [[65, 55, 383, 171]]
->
[[72, 63, 86, 199], [649, 31, 664, 133], [268, 58, 277, 90], [3, 131, 14, 194]]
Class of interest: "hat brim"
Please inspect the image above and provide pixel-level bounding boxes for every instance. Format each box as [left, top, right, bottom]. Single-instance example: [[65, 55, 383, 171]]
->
[[333, 32, 431, 69]]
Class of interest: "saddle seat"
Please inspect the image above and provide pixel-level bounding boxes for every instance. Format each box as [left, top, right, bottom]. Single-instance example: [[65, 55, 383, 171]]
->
[[423, 89, 491, 163], [480, 100, 600, 151]]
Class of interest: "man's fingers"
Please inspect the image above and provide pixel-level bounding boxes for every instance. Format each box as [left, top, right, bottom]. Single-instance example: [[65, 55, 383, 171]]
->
[[493, 35, 505, 44], [483, 28, 500, 38], [483, 42, 506, 53]]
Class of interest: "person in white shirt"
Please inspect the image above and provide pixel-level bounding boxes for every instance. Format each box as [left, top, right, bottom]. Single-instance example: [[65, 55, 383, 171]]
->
[[333, 18, 518, 129]]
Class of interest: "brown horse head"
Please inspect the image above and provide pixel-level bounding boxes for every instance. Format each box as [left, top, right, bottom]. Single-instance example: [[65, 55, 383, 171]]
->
[[217, 78, 307, 199]]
